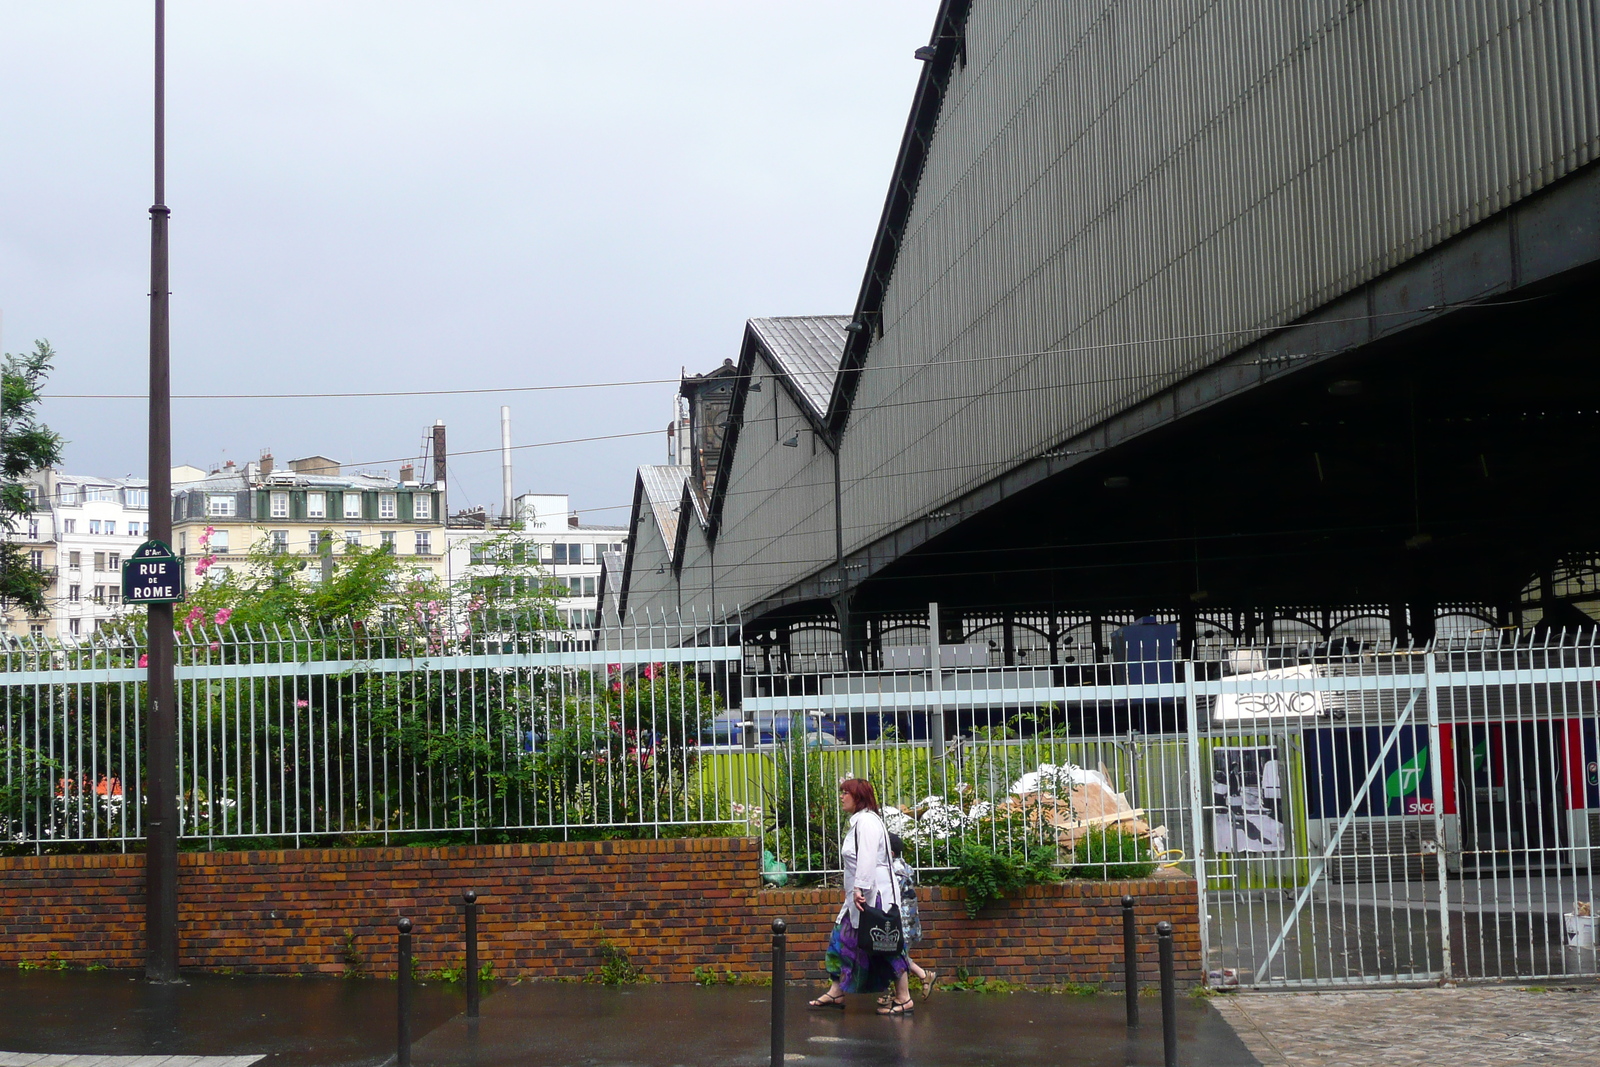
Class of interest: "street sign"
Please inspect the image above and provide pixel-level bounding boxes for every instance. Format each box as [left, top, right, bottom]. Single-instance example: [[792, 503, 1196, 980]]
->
[[122, 540, 186, 604]]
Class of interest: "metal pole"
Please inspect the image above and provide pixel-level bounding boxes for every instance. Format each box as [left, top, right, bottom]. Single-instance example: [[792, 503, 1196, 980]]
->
[[144, 0, 179, 985], [463, 890, 480, 1018], [1157, 921, 1177, 1067], [1181, 660, 1210, 987], [927, 602, 945, 759], [770, 919, 786, 1067], [397, 917, 413, 1067], [1424, 648, 1452, 984], [1122, 896, 1139, 1027]]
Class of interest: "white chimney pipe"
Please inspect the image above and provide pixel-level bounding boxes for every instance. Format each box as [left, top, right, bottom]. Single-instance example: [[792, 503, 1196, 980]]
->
[[500, 405, 513, 521]]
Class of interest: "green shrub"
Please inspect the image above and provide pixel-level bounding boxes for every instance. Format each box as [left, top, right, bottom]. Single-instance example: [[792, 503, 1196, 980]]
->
[[1069, 827, 1155, 879], [933, 841, 1061, 918]]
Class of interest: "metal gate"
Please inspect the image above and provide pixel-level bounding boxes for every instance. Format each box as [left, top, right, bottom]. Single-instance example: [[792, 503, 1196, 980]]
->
[[1191, 637, 1600, 987]]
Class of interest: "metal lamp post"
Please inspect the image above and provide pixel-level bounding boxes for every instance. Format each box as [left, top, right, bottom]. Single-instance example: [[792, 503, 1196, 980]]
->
[[144, 0, 180, 983]]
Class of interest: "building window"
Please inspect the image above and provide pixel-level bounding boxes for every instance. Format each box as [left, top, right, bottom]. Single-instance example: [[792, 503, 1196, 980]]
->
[[270, 530, 289, 554], [69, 618, 81, 637], [270, 491, 289, 518], [307, 491, 326, 518], [105, 521, 116, 535], [86, 487, 111, 502], [59, 485, 80, 504], [68, 584, 80, 602], [583, 576, 597, 598], [210, 529, 229, 553], [108, 552, 121, 570], [29, 549, 44, 570], [24, 486, 38, 507], [413, 494, 432, 520], [126, 488, 149, 508], [109, 588, 121, 605], [381, 531, 396, 553], [27, 519, 38, 540], [92, 586, 105, 604], [89, 520, 102, 535], [306, 564, 323, 584], [62, 519, 75, 534], [29, 624, 44, 637], [343, 493, 363, 519], [414, 531, 432, 555], [308, 530, 323, 554], [93, 552, 106, 571], [469, 543, 485, 565], [207, 495, 235, 517], [344, 530, 361, 547], [379, 494, 397, 520], [69, 551, 81, 569], [179, 533, 187, 555], [552, 543, 568, 565]]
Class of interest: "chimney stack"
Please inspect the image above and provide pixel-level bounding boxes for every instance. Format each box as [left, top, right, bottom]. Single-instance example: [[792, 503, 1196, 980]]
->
[[400, 463, 415, 484], [260, 451, 274, 477]]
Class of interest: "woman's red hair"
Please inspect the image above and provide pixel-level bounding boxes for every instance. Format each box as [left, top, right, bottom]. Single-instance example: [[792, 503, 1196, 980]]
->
[[839, 778, 879, 813]]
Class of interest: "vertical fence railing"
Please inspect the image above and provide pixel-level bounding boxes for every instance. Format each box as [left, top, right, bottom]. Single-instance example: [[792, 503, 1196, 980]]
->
[[6, 618, 1600, 989]]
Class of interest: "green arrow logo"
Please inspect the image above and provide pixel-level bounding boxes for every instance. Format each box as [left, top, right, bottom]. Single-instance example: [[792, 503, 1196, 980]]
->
[[1386, 747, 1430, 800]]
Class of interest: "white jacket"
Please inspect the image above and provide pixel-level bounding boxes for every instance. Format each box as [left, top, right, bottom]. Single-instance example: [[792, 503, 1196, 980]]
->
[[837, 810, 899, 926]]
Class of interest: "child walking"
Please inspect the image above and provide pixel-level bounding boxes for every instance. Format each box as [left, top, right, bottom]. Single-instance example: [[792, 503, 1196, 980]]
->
[[882, 833, 937, 1002]]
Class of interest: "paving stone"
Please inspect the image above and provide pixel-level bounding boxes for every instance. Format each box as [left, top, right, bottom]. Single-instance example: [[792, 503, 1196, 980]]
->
[[0, 1056, 261, 1067], [1213, 986, 1600, 1067]]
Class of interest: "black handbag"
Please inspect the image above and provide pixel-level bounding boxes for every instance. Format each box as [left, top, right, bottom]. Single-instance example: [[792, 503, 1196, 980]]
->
[[852, 818, 904, 956]]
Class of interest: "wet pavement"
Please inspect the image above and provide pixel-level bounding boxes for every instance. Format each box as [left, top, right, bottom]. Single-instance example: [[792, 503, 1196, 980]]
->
[[407, 984, 1257, 1067], [0, 971, 464, 1067], [0, 971, 1256, 1067]]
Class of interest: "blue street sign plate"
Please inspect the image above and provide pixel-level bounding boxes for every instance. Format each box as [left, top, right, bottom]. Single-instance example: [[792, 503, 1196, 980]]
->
[[122, 540, 186, 604]]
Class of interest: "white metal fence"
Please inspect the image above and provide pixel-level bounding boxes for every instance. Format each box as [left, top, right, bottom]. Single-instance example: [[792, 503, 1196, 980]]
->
[[5, 614, 1598, 988], [0, 612, 741, 846]]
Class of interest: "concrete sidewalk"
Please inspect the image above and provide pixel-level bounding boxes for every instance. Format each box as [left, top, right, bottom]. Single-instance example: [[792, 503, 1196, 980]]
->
[[0, 971, 463, 1067], [407, 983, 1255, 1067], [0, 971, 1256, 1067]]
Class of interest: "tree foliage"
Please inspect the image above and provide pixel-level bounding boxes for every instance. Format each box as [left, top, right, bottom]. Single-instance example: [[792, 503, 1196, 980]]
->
[[1, 341, 65, 613]]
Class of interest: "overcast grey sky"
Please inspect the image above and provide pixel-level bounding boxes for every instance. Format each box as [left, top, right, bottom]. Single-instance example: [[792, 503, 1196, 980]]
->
[[0, 1, 931, 522]]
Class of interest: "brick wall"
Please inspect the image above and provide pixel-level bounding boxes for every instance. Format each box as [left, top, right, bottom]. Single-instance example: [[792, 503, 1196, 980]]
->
[[0, 839, 1200, 986]]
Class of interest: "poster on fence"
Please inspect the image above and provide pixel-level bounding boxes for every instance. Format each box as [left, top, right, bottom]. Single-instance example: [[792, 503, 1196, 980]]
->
[[1213, 745, 1286, 852]]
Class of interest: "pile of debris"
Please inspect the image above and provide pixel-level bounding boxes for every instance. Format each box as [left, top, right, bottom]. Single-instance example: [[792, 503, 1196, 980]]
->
[[1000, 764, 1166, 862]]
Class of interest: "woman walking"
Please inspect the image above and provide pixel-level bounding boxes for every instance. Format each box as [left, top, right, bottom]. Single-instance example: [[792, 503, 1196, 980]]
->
[[807, 778, 914, 1015]]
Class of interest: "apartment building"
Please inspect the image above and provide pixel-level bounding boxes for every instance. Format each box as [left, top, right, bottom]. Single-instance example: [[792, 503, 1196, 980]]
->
[[2, 470, 151, 641], [171, 452, 446, 584], [445, 493, 625, 641]]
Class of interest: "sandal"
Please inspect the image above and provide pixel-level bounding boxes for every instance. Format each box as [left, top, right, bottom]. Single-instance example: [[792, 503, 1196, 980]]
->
[[808, 991, 847, 1010], [877, 996, 914, 1016], [921, 970, 938, 996]]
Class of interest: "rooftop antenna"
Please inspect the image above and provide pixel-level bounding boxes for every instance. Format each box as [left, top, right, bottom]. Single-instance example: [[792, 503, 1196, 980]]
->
[[500, 406, 513, 522]]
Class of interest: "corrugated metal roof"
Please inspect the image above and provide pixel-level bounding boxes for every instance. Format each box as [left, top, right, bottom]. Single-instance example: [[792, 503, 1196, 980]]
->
[[638, 465, 691, 558], [749, 316, 849, 418]]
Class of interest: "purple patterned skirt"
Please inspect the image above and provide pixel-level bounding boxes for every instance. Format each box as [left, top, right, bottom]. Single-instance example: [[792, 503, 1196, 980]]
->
[[823, 897, 909, 994]]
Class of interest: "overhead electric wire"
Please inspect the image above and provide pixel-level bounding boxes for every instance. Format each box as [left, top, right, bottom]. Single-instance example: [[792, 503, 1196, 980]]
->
[[39, 292, 1544, 401]]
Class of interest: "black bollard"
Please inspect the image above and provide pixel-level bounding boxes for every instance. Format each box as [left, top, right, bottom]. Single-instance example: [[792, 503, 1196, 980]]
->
[[770, 919, 787, 1067], [1157, 921, 1177, 1067], [1122, 895, 1138, 1028], [397, 917, 414, 1067], [463, 890, 480, 1019]]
